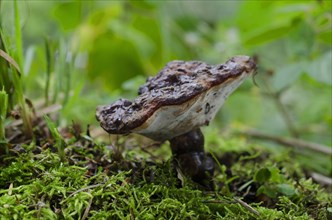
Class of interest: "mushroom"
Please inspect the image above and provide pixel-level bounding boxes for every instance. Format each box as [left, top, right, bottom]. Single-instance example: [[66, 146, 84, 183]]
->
[[96, 56, 257, 186]]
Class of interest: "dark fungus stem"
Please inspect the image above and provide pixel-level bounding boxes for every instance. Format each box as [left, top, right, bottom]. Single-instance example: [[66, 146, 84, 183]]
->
[[169, 128, 205, 155], [169, 129, 214, 187]]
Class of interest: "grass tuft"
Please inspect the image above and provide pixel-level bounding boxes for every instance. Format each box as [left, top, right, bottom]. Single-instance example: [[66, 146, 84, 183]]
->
[[0, 1, 33, 138], [44, 115, 66, 161]]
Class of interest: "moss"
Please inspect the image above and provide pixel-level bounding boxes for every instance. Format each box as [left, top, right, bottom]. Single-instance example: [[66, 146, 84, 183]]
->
[[0, 135, 331, 219]]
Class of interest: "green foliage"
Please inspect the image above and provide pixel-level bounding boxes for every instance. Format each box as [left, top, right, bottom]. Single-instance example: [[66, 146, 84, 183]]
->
[[1, 1, 331, 139]]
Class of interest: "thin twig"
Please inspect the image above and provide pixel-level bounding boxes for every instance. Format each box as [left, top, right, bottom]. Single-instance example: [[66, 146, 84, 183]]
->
[[202, 200, 232, 204], [241, 129, 332, 155], [274, 93, 300, 138], [260, 72, 300, 138], [310, 172, 332, 186], [140, 144, 161, 160], [81, 195, 93, 220], [233, 197, 260, 216], [8, 104, 62, 127], [130, 207, 135, 220], [67, 184, 104, 199]]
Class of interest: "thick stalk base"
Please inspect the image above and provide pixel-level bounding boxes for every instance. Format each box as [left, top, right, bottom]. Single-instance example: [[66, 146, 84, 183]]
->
[[169, 128, 214, 188]]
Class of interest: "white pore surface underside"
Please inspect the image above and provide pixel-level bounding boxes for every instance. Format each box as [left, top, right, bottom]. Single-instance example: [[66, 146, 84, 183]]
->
[[133, 73, 249, 141]]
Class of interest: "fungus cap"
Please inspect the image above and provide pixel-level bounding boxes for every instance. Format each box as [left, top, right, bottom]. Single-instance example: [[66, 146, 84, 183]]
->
[[96, 56, 256, 141]]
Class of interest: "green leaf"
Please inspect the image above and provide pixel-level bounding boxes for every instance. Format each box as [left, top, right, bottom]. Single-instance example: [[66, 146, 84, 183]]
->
[[277, 183, 296, 196], [286, 19, 315, 57], [53, 2, 82, 31], [87, 35, 145, 90], [272, 61, 306, 91], [254, 168, 271, 183], [14, 0, 23, 70], [269, 166, 282, 183], [0, 49, 21, 74], [257, 185, 277, 198], [109, 20, 155, 58], [307, 51, 332, 85], [317, 30, 332, 45], [244, 25, 292, 46]]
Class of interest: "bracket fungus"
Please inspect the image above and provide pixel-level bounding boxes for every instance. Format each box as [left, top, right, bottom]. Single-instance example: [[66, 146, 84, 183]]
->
[[96, 56, 257, 186]]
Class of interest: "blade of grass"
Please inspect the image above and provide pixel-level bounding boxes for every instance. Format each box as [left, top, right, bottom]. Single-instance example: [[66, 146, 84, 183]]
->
[[61, 40, 71, 106], [0, 87, 8, 147], [51, 41, 64, 104], [0, 31, 15, 111], [52, 40, 72, 106], [210, 151, 231, 194], [14, 0, 23, 69], [12, 66, 33, 138], [44, 115, 66, 161], [4, 0, 33, 138], [0, 49, 21, 74], [44, 37, 52, 105]]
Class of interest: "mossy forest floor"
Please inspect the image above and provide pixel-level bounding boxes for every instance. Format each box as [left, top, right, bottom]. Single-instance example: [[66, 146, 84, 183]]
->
[[0, 122, 331, 220]]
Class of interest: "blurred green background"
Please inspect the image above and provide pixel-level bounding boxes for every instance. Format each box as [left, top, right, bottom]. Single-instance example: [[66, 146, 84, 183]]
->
[[1, 1, 331, 162]]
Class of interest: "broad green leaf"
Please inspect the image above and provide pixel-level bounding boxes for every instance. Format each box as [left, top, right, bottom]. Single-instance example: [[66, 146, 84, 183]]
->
[[277, 183, 296, 196], [87, 35, 145, 90], [239, 1, 314, 46], [244, 25, 292, 46], [307, 51, 332, 85], [132, 14, 163, 67], [269, 166, 282, 183], [109, 21, 155, 58], [286, 20, 315, 57], [272, 62, 306, 91], [236, 1, 275, 32]]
